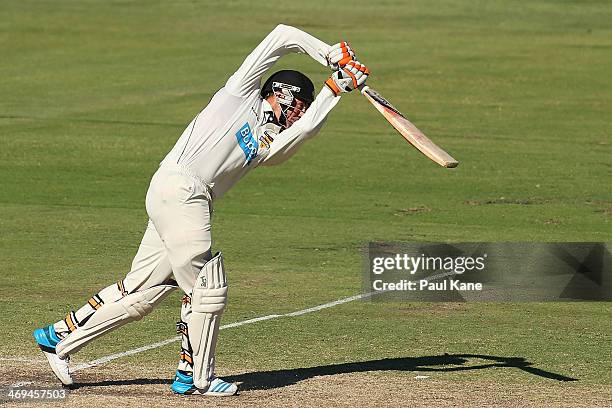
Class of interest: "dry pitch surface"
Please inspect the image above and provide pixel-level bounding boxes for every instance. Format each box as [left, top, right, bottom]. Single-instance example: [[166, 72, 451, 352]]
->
[[2, 359, 610, 408]]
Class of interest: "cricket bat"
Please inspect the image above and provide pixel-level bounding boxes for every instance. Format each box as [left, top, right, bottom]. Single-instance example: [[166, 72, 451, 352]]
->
[[360, 85, 459, 168]]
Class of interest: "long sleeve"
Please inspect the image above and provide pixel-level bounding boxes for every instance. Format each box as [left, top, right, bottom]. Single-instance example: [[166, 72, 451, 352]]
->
[[260, 86, 340, 166], [225, 24, 332, 97]]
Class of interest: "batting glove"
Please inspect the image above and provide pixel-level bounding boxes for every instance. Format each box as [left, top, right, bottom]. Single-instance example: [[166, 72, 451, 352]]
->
[[325, 60, 370, 96], [327, 41, 355, 69]]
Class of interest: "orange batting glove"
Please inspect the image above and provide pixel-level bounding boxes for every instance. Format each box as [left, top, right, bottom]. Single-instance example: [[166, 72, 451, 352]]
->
[[325, 60, 370, 96], [327, 41, 356, 69]]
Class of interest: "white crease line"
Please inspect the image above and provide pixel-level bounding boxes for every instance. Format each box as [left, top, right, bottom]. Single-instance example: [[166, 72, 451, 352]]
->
[[72, 337, 180, 371], [71, 291, 377, 372], [286, 291, 376, 316]]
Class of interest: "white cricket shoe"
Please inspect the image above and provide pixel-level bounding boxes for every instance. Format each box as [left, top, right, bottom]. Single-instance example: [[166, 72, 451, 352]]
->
[[33, 325, 74, 386]]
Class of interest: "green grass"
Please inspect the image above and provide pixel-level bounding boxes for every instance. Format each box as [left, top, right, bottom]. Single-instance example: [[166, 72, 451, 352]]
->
[[1, 0, 610, 391]]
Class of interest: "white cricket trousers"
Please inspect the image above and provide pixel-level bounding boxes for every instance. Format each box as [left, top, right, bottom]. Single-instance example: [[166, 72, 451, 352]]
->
[[141, 164, 213, 293], [53, 164, 213, 366]]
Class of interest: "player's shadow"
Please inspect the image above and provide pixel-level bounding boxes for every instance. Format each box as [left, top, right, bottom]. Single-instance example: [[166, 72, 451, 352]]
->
[[224, 354, 577, 391], [69, 377, 171, 389], [70, 353, 577, 390]]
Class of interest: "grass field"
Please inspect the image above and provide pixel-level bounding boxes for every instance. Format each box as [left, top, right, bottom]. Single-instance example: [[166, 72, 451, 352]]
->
[[1, 0, 611, 406]]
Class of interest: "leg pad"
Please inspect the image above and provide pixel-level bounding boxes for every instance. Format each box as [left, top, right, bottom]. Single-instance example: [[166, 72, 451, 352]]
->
[[56, 284, 176, 358], [188, 252, 227, 390]]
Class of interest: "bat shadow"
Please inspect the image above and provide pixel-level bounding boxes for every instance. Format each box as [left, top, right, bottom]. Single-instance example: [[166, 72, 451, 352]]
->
[[69, 353, 576, 390]]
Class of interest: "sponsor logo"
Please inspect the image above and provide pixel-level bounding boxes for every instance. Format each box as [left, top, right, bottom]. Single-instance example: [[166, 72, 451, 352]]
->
[[235, 123, 258, 165]]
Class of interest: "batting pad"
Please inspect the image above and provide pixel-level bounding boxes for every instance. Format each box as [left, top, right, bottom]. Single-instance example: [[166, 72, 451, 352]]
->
[[189, 252, 228, 390], [55, 284, 176, 358]]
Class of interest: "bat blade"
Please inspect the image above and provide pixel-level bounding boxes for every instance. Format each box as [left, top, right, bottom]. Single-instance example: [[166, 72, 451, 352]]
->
[[361, 86, 458, 168]]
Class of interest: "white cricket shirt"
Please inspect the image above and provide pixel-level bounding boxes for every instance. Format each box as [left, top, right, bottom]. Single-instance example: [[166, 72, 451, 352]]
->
[[159, 24, 341, 199]]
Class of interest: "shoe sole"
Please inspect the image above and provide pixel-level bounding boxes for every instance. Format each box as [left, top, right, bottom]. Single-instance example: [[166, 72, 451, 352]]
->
[[204, 390, 238, 397], [173, 391, 238, 397]]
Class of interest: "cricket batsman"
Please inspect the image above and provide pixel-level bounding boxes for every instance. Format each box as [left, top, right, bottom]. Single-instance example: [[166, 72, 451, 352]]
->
[[33, 24, 369, 396]]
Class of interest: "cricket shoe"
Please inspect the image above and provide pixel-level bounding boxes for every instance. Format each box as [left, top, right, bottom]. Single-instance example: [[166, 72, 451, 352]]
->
[[33, 325, 73, 386], [171, 370, 237, 396]]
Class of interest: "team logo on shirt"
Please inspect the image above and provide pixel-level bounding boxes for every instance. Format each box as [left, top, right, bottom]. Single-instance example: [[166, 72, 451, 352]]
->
[[235, 123, 258, 166], [258, 132, 274, 149], [258, 121, 280, 151]]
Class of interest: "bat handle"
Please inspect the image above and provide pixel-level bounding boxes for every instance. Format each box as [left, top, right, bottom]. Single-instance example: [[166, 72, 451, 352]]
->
[[358, 84, 370, 95]]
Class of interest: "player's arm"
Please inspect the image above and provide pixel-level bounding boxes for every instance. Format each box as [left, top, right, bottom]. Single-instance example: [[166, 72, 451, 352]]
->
[[225, 24, 332, 97]]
